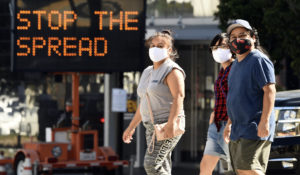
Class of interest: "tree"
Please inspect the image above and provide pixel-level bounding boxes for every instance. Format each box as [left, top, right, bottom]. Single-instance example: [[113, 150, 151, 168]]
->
[[215, 0, 300, 79]]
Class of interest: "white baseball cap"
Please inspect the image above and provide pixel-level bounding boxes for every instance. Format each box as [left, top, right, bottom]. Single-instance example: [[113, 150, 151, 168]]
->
[[226, 19, 253, 35]]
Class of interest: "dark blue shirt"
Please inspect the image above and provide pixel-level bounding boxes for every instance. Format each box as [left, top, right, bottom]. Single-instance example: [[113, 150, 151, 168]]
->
[[226, 49, 276, 142]]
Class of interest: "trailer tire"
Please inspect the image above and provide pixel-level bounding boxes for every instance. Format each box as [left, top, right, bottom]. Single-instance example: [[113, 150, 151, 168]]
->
[[14, 153, 25, 175]]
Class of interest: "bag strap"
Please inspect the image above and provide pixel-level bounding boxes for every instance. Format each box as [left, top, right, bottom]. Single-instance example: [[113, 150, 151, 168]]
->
[[146, 70, 155, 125], [146, 93, 156, 154], [146, 93, 155, 124], [145, 70, 156, 153]]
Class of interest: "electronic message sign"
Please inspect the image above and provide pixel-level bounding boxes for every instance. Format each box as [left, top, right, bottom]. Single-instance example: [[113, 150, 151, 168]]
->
[[12, 0, 146, 72]]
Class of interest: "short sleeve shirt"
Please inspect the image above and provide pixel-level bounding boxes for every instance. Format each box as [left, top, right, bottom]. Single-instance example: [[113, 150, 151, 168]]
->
[[137, 59, 185, 123], [226, 49, 276, 142]]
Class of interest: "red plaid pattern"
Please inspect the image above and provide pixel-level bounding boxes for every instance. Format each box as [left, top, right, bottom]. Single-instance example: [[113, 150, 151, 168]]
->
[[214, 64, 232, 131]]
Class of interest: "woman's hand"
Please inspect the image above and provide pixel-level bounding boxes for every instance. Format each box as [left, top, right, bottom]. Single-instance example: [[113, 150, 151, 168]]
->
[[162, 122, 175, 139], [223, 123, 231, 144], [209, 112, 215, 124], [122, 105, 141, 144], [122, 127, 135, 144]]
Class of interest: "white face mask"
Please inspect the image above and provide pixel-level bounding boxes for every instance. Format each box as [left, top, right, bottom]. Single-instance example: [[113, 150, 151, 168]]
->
[[212, 48, 232, 63], [149, 47, 169, 62]]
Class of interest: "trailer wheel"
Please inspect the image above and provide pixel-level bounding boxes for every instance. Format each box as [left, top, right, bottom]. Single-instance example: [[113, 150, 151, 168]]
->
[[14, 153, 25, 175]]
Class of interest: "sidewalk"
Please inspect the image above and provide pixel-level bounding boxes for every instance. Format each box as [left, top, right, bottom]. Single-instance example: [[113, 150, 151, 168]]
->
[[122, 167, 223, 175]]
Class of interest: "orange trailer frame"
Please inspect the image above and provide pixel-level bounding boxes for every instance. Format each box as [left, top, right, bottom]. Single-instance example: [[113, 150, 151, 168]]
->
[[0, 73, 128, 175]]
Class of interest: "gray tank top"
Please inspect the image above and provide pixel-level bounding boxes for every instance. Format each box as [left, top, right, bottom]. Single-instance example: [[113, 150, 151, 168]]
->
[[137, 59, 186, 123]]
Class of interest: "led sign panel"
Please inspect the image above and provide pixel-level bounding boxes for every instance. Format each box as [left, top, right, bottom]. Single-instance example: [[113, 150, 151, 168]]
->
[[12, 0, 146, 72]]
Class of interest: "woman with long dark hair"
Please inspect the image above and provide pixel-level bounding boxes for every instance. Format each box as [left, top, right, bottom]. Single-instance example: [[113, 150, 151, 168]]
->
[[199, 33, 234, 175]]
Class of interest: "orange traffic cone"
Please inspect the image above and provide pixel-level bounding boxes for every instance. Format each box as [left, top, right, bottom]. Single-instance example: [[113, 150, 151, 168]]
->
[[22, 154, 32, 175], [0, 151, 6, 175]]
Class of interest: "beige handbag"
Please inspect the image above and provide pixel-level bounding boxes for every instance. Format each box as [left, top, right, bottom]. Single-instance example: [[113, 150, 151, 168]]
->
[[145, 93, 185, 141]]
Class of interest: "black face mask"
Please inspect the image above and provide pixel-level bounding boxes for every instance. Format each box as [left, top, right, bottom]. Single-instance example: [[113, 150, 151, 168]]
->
[[229, 39, 252, 55]]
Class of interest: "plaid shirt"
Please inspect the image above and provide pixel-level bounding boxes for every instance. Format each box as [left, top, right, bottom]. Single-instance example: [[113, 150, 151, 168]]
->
[[214, 63, 232, 131]]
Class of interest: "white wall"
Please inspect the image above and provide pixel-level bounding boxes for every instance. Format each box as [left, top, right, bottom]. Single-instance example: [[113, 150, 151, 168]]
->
[[192, 0, 219, 16]]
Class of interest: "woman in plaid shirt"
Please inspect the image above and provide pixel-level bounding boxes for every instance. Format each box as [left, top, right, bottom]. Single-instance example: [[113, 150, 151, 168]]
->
[[199, 33, 234, 175]]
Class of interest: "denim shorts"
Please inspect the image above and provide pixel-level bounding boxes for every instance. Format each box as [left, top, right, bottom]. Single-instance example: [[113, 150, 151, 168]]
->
[[203, 121, 230, 161]]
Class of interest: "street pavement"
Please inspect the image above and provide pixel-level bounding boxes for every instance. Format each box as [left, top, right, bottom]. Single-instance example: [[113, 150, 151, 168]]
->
[[122, 167, 222, 175]]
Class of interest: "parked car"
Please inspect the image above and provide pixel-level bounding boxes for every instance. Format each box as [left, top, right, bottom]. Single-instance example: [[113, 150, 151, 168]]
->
[[267, 90, 300, 174]]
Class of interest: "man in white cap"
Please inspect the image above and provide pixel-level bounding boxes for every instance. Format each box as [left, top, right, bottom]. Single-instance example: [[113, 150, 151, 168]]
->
[[223, 19, 276, 175]]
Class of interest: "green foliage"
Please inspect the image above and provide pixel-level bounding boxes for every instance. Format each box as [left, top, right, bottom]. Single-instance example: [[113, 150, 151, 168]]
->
[[215, 0, 300, 76]]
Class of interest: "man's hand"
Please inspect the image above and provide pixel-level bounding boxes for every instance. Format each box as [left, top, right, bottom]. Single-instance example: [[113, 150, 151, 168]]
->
[[257, 119, 269, 138]]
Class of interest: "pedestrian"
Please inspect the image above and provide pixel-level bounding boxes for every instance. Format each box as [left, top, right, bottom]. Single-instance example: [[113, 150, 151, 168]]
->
[[122, 30, 185, 175], [223, 19, 276, 175], [199, 33, 234, 175]]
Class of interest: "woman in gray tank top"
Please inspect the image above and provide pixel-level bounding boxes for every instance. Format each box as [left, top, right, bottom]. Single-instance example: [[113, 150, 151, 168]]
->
[[122, 30, 185, 175]]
